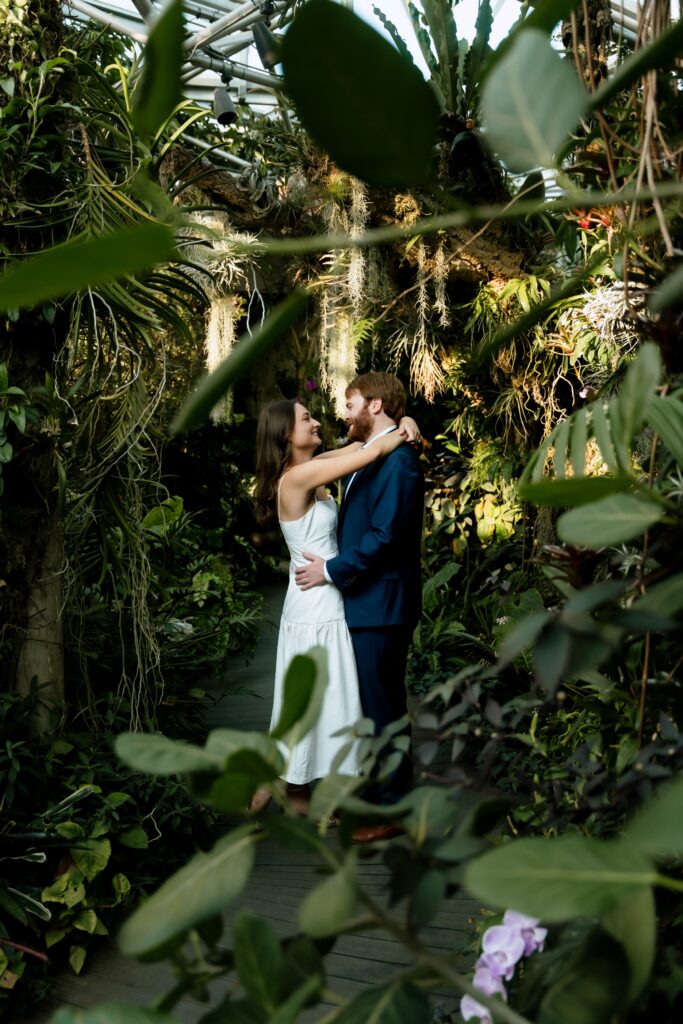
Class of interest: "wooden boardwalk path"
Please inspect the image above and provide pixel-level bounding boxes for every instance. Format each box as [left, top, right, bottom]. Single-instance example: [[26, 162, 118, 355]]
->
[[28, 586, 479, 1023]]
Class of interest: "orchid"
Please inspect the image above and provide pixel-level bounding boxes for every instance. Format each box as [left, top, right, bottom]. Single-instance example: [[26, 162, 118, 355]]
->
[[460, 993, 492, 1023], [460, 962, 507, 1023], [503, 909, 548, 956], [480, 923, 525, 980]]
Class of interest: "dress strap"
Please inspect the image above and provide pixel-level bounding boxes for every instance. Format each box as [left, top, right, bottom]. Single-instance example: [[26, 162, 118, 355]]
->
[[276, 468, 290, 519]]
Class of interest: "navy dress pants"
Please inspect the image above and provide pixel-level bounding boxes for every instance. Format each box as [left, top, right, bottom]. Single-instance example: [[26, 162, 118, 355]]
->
[[349, 626, 413, 802]]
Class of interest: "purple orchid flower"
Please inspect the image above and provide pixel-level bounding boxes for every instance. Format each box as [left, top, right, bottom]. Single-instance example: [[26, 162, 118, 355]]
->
[[480, 924, 525, 980], [503, 910, 548, 956]]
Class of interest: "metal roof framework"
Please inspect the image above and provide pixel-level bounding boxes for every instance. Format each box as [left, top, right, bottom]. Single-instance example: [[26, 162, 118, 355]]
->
[[61, 0, 663, 174]]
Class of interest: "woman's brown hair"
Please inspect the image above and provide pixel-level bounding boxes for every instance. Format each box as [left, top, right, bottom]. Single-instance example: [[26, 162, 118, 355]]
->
[[254, 399, 297, 524]]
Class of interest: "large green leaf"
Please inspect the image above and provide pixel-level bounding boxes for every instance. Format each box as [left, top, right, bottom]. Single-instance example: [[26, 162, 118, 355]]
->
[[298, 857, 358, 938], [133, 0, 184, 138], [649, 263, 683, 314], [70, 838, 111, 881], [481, 29, 587, 171], [625, 776, 683, 859], [205, 729, 283, 767], [537, 928, 628, 1024], [333, 979, 431, 1024], [119, 825, 257, 955], [308, 772, 365, 825], [115, 733, 222, 775], [602, 888, 656, 1004], [171, 291, 308, 433], [635, 573, 683, 617], [50, 1007, 177, 1024], [233, 912, 285, 1011], [519, 475, 634, 508], [482, 0, 582, 83], [496, 609, 550, 665], [269, 976, 323, 1024], [614, 343, 661, 447], [648, 394, 683, 465], [270, 648, 328, 746], [281, 0, 440, 187], [0, 223, 176, 313], [464, 834, 656, 920], [557, 494, 664, 547]]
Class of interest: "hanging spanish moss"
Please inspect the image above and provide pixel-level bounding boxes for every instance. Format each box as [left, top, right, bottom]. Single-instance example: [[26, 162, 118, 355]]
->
[[317, 174, 369, 415], [347, 177, 369, 314], [434, 238, 451, 328], [205, 295, 239, 423], [187, 213, 260, 423]]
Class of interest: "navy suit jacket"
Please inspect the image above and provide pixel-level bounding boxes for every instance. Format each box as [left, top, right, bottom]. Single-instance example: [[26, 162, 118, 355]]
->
[[326, 444, 424, 629]]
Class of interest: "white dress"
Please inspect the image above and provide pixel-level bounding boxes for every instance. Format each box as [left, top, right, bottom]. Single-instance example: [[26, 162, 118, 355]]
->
[[270, 487, 362, 784]]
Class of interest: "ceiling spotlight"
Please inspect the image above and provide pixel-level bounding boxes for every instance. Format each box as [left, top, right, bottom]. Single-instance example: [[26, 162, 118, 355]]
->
[[214, 85, 237, 126], [252, 21, 280, 70]]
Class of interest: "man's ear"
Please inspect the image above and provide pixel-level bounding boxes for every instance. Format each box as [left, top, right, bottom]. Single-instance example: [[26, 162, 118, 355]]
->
[[369, 397, 383, 415]]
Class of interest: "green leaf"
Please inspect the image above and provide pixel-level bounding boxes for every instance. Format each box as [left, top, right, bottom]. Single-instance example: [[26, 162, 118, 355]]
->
[[281, 0, 440, 187], [625, 776, 683, 859], [464, 834, 656, 921], [72, 910, 98, 935], [602, 888, 656, 1004], [69, 945, 87, 975], [119, 826, 149, 850], [636, 573, 683, 617], [308, 773, 364, 825], [263, 815, 324, 853], [569, 407, 588, 479], [51, 1005, 177, 1024], [0, 223, 176, 313], [615, 343, 661, 446], [558, 494, 664, 547], [333, 979, 431, 1024], [172, 291, 308, 434], [205, 729, 283, 766], [282, 936, 325, 996], [481, 29, 587, 171], [497, 610, 551, 665], [533, 624, 571, 693], [133, 0, 184, 138], [519, 475, 634, 507], [410, 870, 445, 928], [422, 561, 460, 610], [70, 838, 111, 881], [119, 825, 257, 956], [649, 263, 683, 314], [538, 928, 628, 1024], [198, 998, 267, 1024], [298, 858, 358, 938], [648, 395, 683, 465], [233, 912, 285, 1011], [115, 733, 222, 775], [270, 647, 328, 745], [482, 0, 582, 84], [269, 975, 323, 1024]]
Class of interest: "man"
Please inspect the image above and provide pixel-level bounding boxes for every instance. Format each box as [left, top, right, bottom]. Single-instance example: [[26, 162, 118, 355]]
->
[[295, 372, 424, 842]]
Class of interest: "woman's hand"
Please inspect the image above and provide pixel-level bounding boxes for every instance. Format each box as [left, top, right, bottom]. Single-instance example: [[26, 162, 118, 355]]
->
[[398, 416, 421, 445]]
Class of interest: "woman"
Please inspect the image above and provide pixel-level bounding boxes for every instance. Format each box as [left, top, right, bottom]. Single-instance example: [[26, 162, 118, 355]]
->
[[253, 398, 417, 813]]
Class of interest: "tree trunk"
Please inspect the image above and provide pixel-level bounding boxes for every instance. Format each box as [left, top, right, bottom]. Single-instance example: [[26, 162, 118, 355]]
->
[[0, 0, 66, 726], [14, 515, 64, 733]]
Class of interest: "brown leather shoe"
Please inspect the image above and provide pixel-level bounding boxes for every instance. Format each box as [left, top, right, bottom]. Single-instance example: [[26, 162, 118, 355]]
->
[[351, 822, 404, 844]]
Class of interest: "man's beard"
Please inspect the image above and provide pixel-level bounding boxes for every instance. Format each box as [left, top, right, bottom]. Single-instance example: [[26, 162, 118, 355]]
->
[[346, 405, 373, 442]]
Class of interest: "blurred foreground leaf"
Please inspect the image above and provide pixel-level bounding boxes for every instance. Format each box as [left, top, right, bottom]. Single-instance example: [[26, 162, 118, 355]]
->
[[0, 223, 175, 313], [281, 0, 439, 187]]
